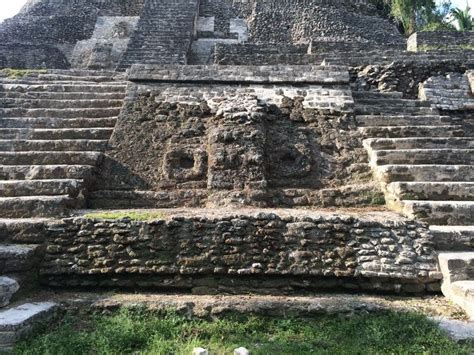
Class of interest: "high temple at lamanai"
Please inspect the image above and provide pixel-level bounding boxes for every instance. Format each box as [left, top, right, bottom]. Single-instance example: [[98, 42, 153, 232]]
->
[[0, 0, 473, 349]]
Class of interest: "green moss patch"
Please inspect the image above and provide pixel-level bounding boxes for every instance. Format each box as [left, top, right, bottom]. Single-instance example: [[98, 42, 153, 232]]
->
[[0, 69, 48, 79], [84, 210, 167, 221]]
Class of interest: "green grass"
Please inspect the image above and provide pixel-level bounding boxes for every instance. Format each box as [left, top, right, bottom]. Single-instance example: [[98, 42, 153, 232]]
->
[[14, 308, 473, 355], [84, 210, 167, 221], [0, 68, 48, 79]]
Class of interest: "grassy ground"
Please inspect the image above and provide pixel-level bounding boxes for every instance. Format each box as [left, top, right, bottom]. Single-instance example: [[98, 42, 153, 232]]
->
[[14, 308, 473, 355]]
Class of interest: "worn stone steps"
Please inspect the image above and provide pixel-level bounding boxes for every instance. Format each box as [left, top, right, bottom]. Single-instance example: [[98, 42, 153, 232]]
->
[[352, 91, 404, 100], [370, 149, 474, 165], [0, 139, 108, 152], [449, 281, 474, 319], [430, 226, 474, 251], [0, 83, 127, 93], [0, 151, 102, 166], [355, 98, 431, 107], [0, 107, 121, 118], [355, 106, 437, 115], [0, 244, 41, 273], [0, 218, 51, 244], [401, 201, 474, 225], [0, 98, 124, 109], [0, 128, 114, 140], [0, 179, 85, 198], [438, 252, 474, 319], [0, 302, 58, 352], [0, 117, 117, 129], [0, 91, 125, 100], [375, 165, 474, 183], [0, 277, 19, 308], [359, 125, 465, 138], [356, 115, 455, 127], [0, 195, 78, 218], [387, 182, 474, 201], [0, 165, 95, 181], [364, 137, 473, 150]]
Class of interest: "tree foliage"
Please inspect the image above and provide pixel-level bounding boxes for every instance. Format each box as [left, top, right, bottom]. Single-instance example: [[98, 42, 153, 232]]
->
[[451, 4, 473, 31]]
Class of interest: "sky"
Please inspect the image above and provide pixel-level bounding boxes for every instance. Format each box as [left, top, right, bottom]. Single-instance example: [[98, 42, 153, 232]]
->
[[0, 0, 473, 23]]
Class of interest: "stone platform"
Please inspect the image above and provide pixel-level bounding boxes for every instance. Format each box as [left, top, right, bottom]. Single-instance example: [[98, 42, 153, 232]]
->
[[41, 208, 441, 294]]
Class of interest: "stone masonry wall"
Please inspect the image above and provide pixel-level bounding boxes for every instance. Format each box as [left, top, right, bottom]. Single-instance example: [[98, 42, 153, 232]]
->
[[0, 44, 70, 69], [408, 31, 474, 52], [420, 73, 474, 111], [41, 209, 441, 294]]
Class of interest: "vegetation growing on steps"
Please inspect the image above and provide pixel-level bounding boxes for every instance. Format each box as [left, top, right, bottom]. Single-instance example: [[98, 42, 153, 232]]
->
[[0, 69, 48, 79], [14, 308, 474, 354], [84, 210, 167, 221]]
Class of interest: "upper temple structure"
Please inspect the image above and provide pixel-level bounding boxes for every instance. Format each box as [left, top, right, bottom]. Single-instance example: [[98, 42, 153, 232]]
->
[[0, 0, 473, 347]]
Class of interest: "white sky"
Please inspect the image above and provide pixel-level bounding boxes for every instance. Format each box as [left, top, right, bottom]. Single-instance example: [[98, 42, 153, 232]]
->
[[0, 0, 473, 23]]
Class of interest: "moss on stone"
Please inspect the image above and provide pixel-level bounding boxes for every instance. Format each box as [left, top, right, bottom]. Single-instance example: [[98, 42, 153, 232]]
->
[[0, 68, 48, 79]]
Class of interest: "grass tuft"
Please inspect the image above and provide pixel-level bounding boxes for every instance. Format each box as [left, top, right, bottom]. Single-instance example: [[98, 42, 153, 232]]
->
[[84, 210, 167, 221], [14, 308, 474, 354]]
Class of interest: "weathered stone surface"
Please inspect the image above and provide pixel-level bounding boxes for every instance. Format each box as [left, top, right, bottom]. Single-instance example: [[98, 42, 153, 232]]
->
[[0, 277, 19, 308], [0, 302, 57, 351]]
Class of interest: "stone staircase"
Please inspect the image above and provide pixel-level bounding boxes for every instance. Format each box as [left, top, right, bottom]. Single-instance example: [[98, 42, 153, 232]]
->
[[0, 69, 127, 218], [0, 70, 126, 323], [116, 0, 199, 71], [355, 90, 474, 318]]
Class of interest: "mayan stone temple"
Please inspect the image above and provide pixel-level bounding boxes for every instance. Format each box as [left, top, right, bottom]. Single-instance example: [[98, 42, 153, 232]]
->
[[0, 0, 472, 349]]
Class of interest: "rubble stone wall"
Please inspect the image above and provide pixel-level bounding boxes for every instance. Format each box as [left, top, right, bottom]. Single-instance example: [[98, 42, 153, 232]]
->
[[92, 65, 378, 209], [41, 210, 441, 293], [0, 44, 70, 69]]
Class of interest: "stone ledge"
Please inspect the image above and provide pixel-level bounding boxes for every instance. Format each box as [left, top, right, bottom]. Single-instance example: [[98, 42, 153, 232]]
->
[[127, 65, 350, 84]]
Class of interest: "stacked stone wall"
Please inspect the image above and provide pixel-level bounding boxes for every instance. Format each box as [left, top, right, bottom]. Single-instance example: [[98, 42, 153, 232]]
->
[[408, 31, 474, 52], [41, 210, 441, 293]]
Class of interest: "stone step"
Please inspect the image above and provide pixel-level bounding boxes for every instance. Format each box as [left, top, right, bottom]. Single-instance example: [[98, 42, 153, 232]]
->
[[0, 139, 109, 152], [0, 91, 125, 100], [365, 137, 473, 150], [355, 106, 437, 115], [356, 115, 455, 127], [0, 179, 85, 198], [401, 201, 474, 225], [0, 107, 121, 118], [352, 91, 404, 100], [0, 151, 102, 166], [0, 128, 113, 140], [0, 244, 40, 273], [439, 252, 474, 283], [438, 252, 474, 319], [375, 165, 474, 183], [0, 98, 124, 109], [449, 281, 474, 319], [387, 182, 474, 201], [359, 125, 465, 138], [355, 98, 431, 107], [0, 277, 19, 308], [370, 149, 474, 165], [430, 226, 474, 251], [0, 83, 127, 93], [0, 165, 95, 181], [0, 195, 78, 218], [0, 302, 57, 352], [0, 117, 117, 129], [0, 218, 51, 244]]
